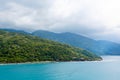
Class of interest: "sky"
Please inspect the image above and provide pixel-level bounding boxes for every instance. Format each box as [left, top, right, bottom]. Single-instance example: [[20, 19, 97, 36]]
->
[[0, 0, 120, 43]]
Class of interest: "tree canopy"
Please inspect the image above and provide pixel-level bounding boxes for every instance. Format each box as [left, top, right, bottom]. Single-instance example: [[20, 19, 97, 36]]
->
[[0, 30, 102, 63]]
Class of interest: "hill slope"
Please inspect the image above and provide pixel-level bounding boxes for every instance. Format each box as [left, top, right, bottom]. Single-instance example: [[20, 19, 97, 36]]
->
[[0, 30, 101, 63], [32, 30, 120, 55]]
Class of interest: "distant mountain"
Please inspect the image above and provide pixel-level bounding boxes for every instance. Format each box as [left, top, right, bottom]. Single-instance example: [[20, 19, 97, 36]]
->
[[0, 29, 29, 34], [1, 29, 120, 55], [32, 30, 120, 55], [94, 40, 120, 55], [0, 30, 101, 63]]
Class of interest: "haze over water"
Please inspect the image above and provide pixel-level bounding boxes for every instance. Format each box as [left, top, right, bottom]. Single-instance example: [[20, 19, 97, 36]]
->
[[0, 56, 120, 80]]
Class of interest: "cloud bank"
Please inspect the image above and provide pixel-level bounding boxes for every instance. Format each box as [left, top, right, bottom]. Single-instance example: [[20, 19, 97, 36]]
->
[[0, 0, 120, 42]]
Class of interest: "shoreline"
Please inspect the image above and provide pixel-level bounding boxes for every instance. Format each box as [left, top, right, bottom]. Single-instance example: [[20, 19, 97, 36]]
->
[[0, 61, 56, 65], [0, 59, 103, 65]]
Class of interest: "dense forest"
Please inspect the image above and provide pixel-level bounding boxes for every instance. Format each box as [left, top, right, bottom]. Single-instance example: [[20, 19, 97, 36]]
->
[[32, 30, 120, 55], [0, 30, 102, 63]]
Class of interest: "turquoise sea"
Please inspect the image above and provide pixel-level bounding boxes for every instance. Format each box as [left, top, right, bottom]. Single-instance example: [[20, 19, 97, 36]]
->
[[0, 56, 120, 80]]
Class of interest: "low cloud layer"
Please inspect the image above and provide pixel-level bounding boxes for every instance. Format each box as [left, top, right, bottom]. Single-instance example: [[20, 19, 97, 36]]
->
[[0, 0, 120, 42]]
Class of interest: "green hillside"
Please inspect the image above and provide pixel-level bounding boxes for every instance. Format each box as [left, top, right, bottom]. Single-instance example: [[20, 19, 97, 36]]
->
[[0, 30, 102, 63], [32, 30, 120, 55]]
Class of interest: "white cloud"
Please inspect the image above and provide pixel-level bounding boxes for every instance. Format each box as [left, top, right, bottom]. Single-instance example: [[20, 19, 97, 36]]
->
[[0, 2, 38, 26], [0, 0, 120, 42]]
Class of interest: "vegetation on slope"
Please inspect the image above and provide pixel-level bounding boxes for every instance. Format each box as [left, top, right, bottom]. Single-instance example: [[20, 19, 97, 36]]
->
[[0, 30, 101, 63], [32, 30, 120, 55]]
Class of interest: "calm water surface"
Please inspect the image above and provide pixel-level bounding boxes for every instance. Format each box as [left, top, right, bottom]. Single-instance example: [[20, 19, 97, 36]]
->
[[0, 56, 120, 80]]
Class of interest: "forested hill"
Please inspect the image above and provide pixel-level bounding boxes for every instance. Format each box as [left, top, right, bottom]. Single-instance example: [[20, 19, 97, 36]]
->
[[0, 30, 101, 63], [2, 29, 120, 55], [32, 30, 120, 55]]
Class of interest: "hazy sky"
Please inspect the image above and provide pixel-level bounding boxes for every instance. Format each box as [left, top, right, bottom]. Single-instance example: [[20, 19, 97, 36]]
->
[[0, 0, 120, 42]]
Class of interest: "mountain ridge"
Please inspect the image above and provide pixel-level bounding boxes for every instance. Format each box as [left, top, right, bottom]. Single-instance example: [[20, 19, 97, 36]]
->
[[0, 30, 101, 63], [32, 30, 120, 55], [1, 28, 120, 55]]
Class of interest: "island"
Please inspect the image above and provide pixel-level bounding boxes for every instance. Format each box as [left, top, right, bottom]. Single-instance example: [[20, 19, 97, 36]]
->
[[0, 30, 102, 63]]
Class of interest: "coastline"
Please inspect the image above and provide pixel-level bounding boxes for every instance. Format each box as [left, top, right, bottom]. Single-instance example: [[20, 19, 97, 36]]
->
[[0, 59, 102, 65], [0, 61, 56, 65]]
